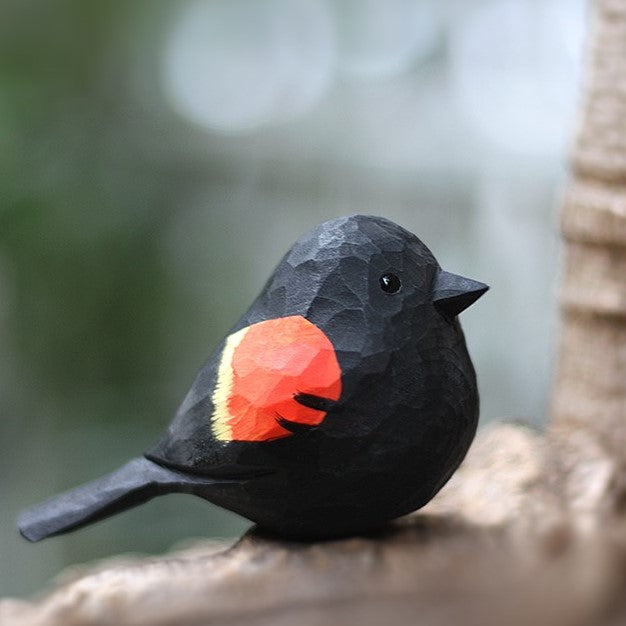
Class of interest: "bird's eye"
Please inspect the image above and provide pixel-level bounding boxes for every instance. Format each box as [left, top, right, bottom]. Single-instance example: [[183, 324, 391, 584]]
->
[[379, 273, 401, 294]]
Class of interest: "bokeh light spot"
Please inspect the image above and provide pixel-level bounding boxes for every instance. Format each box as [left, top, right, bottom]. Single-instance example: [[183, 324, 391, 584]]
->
[[449, 0, 586, 156], [163, 0, 334, 133]]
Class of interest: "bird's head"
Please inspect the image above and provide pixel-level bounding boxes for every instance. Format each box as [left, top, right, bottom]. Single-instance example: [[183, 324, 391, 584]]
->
[[251, 214, 488, 355]]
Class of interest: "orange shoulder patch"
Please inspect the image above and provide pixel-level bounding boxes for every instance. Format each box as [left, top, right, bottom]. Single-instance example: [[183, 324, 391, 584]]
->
[[211, 316, 342, 442]]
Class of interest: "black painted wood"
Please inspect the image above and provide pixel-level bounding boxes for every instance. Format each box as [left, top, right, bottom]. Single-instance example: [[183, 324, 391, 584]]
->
[[18, 215, 488, 541]]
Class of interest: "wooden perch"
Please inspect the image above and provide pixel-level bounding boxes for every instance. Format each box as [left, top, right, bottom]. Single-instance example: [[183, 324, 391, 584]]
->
[[1, 423, 624, 626], [3, 1, 626, 624]]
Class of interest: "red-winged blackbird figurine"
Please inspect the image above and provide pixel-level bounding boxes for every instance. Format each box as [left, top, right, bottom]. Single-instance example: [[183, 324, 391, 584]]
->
[[18, 215, 488, 542]]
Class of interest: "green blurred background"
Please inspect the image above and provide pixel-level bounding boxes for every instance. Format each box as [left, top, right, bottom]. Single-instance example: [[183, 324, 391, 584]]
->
[[1, 0, 585, 597]]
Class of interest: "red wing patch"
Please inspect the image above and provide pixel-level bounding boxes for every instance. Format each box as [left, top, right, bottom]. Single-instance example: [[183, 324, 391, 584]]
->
[[211, 316, 342, 442]]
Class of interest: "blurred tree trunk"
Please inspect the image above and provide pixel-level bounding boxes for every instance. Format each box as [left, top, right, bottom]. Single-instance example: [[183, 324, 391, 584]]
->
[[3, 1, 626, 625], [552, 0, 626, 476]]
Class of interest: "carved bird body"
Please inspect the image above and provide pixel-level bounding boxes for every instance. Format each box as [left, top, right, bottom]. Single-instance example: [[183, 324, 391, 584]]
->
[[19, 215, 487, 541]]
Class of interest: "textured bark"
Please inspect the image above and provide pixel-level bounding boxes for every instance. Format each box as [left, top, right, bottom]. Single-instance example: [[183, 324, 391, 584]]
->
[[1, 423, 624, 626], [550, 0, 626, 531], [552, 0, 626, 467], [3, 1, 626, 624]]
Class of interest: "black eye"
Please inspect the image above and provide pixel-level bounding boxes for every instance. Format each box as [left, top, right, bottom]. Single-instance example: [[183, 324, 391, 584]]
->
[[379, 273, 401, 294]]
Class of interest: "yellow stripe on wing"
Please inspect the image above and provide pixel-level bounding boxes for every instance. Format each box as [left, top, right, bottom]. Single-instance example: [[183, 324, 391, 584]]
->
[[211, 326, 248, 441]]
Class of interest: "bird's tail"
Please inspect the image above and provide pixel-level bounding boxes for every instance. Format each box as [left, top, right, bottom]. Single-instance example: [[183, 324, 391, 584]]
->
[[18, 457, 212, 542]]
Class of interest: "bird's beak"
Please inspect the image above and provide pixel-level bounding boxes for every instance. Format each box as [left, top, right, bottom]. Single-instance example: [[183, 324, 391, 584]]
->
[[432, 270, 489, 317]]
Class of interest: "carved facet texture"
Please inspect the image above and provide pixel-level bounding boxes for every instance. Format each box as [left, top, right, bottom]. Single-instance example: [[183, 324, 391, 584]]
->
[[211, 316, 342, 442], [18, 215, 487, 541]]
